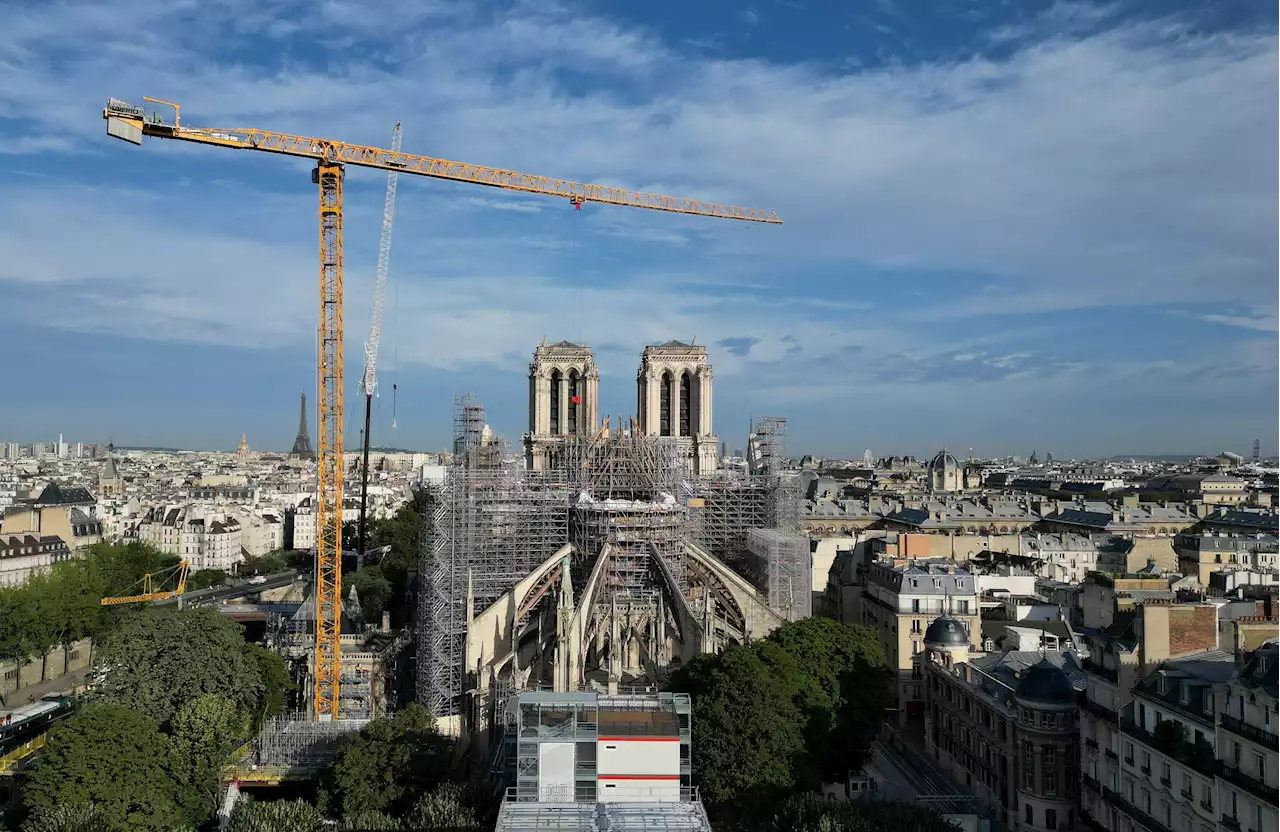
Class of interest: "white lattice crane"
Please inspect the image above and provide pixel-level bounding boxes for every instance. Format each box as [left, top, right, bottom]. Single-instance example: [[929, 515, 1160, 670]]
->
[[357, 123, 402, 564]]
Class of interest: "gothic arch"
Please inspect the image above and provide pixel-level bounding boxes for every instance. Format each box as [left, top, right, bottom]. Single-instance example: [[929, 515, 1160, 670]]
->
[[549, 369, 563, 435], [659, 370, 673, 437], [679, 370, 692, 437], [568, 369, 580, 435]]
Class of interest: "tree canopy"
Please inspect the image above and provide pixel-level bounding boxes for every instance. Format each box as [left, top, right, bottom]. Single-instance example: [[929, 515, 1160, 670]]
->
[[21, 704, 187, 832], [227, 799, 327, 832], [317, 703, 455, 819], [93, 606, 265, 724], [166, 694, 250, 821], [746, 795, 961, 832], [669, 617, 892, 816]]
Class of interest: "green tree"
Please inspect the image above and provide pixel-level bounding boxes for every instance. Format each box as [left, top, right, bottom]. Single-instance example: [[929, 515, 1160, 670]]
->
[[749, 794, 960, 832], [668, 646, 808, 810], [404, 783, 480, 830], [246, 643, 292, 724], [761, 617, 890, 782], [348, 566, 393, 622], [22, 704, 186, 832], [227, 798, 327, 832], [92, 607, 264, 724], [668, 618, 893, 815], [317, 703, 454, 819], [166, 694, 250, 823], [22, 803, 109, 832], [339, 811, 403, 830], [188, 568, 228, 590], [241, 551, 289, 576]]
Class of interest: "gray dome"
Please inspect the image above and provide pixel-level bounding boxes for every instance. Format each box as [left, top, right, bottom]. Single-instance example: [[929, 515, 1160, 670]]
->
[[923, 615, 969, 650], [928, 450, 960, 471], [1015, 659, 1075, 705]]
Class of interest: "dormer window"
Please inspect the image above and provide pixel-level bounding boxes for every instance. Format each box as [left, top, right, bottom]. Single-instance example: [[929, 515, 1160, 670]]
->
[[1157, 674, 1167, 695], [1178, 683, 1190, 705]]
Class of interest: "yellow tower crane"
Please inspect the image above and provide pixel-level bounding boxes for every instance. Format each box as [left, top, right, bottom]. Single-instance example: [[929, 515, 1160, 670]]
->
[[100, 559, 191, 605], [102, 96, 781, 720]]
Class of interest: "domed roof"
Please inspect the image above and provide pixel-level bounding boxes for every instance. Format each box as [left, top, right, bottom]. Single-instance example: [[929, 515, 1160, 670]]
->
[[928, 450, 960, 471], [923, 615, 969, 650], [1015, 658, 1076, 705]]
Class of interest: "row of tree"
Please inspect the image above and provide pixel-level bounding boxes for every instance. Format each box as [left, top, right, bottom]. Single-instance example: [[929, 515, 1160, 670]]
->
[[17, 606, 291, 831], [0, 541, 185, 690]]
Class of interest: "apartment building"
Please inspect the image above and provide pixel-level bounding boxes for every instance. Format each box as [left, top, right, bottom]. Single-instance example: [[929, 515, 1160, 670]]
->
[[0, 533, 73, 587], [863, 560, 981, 723], [1173, 531, 1279, 585], [921, 620, 1084, 832], [1077, 569, 1227, 832], [1217, 643, 1278, 832], [0, 482, 102, 552]]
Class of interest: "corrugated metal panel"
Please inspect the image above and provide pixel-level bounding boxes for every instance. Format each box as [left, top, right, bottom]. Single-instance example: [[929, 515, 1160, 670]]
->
[[106, 117, 142, 145]]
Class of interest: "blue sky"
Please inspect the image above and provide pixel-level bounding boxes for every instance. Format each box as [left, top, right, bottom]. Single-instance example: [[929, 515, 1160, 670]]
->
[[0, 0, 1275, 459]]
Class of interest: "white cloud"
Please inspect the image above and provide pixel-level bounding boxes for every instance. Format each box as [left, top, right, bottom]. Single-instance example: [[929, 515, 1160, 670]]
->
[[0, 0, 1274, 414]]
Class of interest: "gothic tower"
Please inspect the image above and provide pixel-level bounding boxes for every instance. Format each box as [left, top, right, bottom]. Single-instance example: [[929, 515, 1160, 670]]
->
[[636, 340, 718, 474], [523, 340, 599, 471]]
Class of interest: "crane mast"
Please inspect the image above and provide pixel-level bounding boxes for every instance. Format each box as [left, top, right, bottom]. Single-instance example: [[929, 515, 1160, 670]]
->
[[358, 123, 402, 568], [102, 96, 779, 720]]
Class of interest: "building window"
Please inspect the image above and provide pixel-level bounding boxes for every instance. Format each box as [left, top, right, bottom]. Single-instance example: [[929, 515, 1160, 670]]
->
[[678, 371, 691, 437], [911, 619, 922, 634], [549, 370, 562, 434], [567, 370, 579, 435], [1046, 809, 1057, 829], [1025, 805, 1033, 825], [957, 599, 969, 614], [658, 371, 672, 436], [1023, 741, 1035, 790], [1044, 746, 1057, 795]]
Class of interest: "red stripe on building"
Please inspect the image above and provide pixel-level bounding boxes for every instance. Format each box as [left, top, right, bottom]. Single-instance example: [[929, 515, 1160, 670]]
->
[[597, 775, 682, 781], [597, 737, 680, 742]]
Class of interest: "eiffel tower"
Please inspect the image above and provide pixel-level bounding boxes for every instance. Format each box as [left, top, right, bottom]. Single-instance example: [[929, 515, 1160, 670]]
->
[[291, 391, 316, 460]]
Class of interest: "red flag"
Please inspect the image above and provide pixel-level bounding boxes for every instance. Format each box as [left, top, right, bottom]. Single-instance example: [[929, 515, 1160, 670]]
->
[[571, 396, 582, 404]]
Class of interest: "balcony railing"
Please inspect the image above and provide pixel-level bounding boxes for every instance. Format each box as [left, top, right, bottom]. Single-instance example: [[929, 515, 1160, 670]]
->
[[1221, 715, 1280, 750], [1103, 786, 1173, 832], [1083, 658, 1120, 684], [1221, 814, 1241, 831], [1120, 719, 1217, 778], [1083, 697, 1118, 722], [1219, 762, 1280, 805], [1086, 738, 1099, 749]]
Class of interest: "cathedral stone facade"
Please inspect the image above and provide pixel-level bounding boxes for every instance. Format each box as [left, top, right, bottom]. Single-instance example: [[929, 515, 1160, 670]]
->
[[636, 341, 718, 475], [523, 339, 719, 475], [524, 340, 600, 471]]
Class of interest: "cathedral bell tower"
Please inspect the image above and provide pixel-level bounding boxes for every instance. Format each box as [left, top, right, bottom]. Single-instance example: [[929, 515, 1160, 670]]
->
[[636, 340, 718, 475], [523, 340, 600, 471]]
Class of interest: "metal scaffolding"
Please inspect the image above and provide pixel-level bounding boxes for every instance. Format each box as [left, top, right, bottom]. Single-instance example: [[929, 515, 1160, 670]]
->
[[563, 433, 690, 595], [745, 528, 812, 621], [418, 401, 805, 717], [250, 715, 367, 770], [419, 397, 570, 718], [747, 415, 787, 477]]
